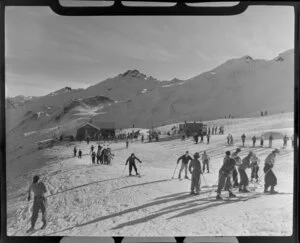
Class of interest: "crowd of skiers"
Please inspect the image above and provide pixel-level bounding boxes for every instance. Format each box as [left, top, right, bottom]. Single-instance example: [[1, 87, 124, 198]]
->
[[175, 147, 280, 199], [73, 144, 114, 165]]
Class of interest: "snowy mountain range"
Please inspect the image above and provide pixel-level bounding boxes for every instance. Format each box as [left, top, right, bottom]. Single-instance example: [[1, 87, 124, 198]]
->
[[6, 49, 294, 136]]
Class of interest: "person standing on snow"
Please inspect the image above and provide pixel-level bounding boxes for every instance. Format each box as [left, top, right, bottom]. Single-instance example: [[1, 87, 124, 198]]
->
[[96, 145, 102, 164], [269, 134, 274, 148], [241, 134, 246, 147], [227, 133, 231, 145], [283, 135, 289, 148], [26, 175, 47, 233], [73, 146, 77, 157], [216, 151, 237, 200], [206, 134, 210, 144], [78, 149, 82, 159], [90, 145, 94, 154], [250, 152, 260, 183], [126, 140, 129, 149], [126, 153, 142, 176], [260, 134, 264, 147], [189, 152, 203, 195], [200, 132, 204, 143], [201, 150, 210, 173], [91, 150, 96, 164], [231, 148, 241, 188], [264, 149, 280, 193], [252, 136, 257, 147], [238, 151, 254, 192], [177, 151, 193, 179]]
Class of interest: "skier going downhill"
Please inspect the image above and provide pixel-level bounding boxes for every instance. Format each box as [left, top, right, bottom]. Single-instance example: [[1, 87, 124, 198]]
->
[[189, 152, 203, 195], [126, 153, 142, 176], [216, 151, 237, 200], [177, 151, 193, 179], [264, 149, 280, 194], [26, 175, 47, 233]]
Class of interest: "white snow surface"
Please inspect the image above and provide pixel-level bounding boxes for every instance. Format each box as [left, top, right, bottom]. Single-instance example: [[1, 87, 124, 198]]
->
[[6, 113, 294, 236]]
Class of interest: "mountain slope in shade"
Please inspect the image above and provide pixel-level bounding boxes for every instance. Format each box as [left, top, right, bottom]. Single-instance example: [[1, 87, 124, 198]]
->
[[6, 49, 294, 137]]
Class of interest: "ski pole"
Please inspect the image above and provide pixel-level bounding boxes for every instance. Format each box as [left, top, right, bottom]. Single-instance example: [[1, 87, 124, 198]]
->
[[122, 164, 127, 176], [171, 163, 179, 179], [201, 173, 208, 186]]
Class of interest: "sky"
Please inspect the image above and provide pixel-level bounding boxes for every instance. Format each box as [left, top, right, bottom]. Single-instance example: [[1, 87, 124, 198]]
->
[[5, 5, 294, 97]]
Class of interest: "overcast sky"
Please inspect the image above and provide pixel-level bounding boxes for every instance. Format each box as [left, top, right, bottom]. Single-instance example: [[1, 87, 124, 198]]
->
[[5, 6, 294, 97]]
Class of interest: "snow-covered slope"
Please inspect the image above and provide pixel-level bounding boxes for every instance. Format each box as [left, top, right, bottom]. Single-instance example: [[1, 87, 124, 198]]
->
[[6, 112, 294, 236]]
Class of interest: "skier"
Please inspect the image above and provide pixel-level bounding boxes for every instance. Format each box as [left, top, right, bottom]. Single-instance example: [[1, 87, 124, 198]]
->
[[141, 135, 144, 143], [26, 175, 47, 233], [194, 134, 199, 144], [215, 127, 218, 135], [231, 148, 241, 188], [177, 151, 193, 179], [73, 146, 77, 157], [188, 152, 203, 195], [126, 140, 129, 149], [90, 145, 94, 154], [212, 127, 214, 135], [227, 133, 231, 145], [86, 136, 90, 144], [241, 134, 246, 147], [230, 134, 234, 145], [91, 150, 96, 164], [283, 135, 289, 148], [250, 152, 260, 183], [125, 153, 142, 176], [216, 151, 237, 200], [264, 149, 280, 193], [96, 145, 102, 164], [106, 148, 114, 165], [252, 136, 257, 147], [260, 134, 264, 147], [208, 127, 211, 135], [269, 134, 274, 148], [219, 126, 222, 135], [78, 149, 82, 159], [206, 134, 210, 144], [238, 151, 253, 192], [200, 132, 204, 143], [201, 150, 210, 173]]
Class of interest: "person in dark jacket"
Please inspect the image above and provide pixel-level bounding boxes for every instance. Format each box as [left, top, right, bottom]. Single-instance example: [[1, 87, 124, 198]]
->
[[73, 146, 77, 157], [260, 134, 264, 147], [238, 151, 253, 192], [126, 140, 129, 149], [252, 136, 257, 147], [189, 152, 203, 195], [26, 175, 47, 233], [201, 150, 210, 173], [177, 151, 193, 179], [269, 135, 274, 148], [241, 134, 246, 147], [78, 149, 82, 159], [126, 153, 142, 176], [216, 151, 237, 200], [200, 132, 204, 143], [206, 134, 210, 144], [194, 134, 199, 144], [231, 148, 241, 187], [264, 149, 280, 193], [283, 135, 289, 148], [96, 145, 102, 164], [91, 151, 96, 164], [90, 145, 94, 154]]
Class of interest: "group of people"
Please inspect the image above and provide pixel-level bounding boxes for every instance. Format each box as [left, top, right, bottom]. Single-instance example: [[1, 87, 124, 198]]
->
[[240, 133, 294, 148], [193, 133, 211, 144], [90, 144, 114, 165], [216, 147, 279, 199], [207, 126, 224, 135], [175, 147, 280, 199], [73, 146, 82, 158]]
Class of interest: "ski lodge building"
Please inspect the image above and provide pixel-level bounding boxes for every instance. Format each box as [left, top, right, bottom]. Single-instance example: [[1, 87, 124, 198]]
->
[[75, 122, 115, 141], [179, 122, 207, 136]]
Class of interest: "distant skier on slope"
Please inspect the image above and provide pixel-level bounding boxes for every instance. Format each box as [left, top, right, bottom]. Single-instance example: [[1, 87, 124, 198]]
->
[[189, 152, 203, 195], [126, 140, 129, 149], [216, 151, 237, 200], [252, 136, 257, 147], [73, 146, 77, 157], [26, 175, 47, 233], [260, 134, 264, 147], [283, 135, 289, 148], [231, 148, 241, 188], [227, 133, 231, 145], [78, 149, 82, 159], [177, 151, 193, 179], [206, 134, 210, 144], [269, 134, 274, 148], [264, 149, 280, 194], [126, 153, 142, 176], [96, 145, 102, 164], [241, 134, 246, 147], [201, 150, 210, 173]]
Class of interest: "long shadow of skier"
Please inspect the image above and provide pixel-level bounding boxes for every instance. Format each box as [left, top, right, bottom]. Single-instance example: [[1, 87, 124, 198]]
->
[[113, 179, 172, 191], [49, 192, 201, 235], [111, 194, 260, 230]]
